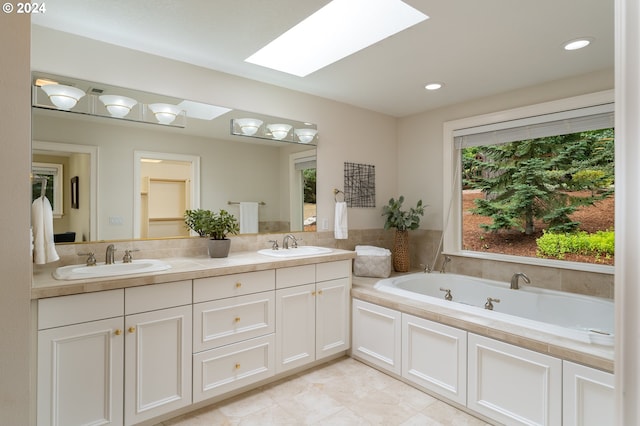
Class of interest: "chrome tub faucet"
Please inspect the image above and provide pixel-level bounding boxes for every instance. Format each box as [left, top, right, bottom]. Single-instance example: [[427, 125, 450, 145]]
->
[[510, 272, 531, 289]]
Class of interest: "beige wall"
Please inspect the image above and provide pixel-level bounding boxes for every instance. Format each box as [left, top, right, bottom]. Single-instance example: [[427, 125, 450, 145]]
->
[[0, 13, 32, 425]]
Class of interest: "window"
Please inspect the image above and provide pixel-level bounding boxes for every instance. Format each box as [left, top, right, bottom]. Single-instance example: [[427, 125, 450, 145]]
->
[[442, 91, 614, 272]]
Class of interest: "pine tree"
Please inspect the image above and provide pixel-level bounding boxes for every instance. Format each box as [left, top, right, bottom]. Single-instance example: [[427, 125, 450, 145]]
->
[[467, 130, 613, 235]]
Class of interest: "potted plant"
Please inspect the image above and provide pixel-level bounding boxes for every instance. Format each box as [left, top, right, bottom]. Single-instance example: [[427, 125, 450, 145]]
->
[[184, 208, 240, 258], [381, 196, 425, 272]]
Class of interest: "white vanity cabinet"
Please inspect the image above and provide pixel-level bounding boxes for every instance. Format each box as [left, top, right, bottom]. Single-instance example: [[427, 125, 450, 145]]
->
[[563, 361, 614, 426], [37, 290, 125, 426], [275, 260, 351, 373], [351, 299, 402, 375], [401, 314, 467, 405], [192, 270, 276, 402], [467, 333, 562, 426], [123, 281, 192, 425]]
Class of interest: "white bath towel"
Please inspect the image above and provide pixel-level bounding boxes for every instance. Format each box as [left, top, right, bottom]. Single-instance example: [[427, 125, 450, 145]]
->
[[32, 196, 59, 264], [334, 201, 348, 239], [239, 202, 259, 234]]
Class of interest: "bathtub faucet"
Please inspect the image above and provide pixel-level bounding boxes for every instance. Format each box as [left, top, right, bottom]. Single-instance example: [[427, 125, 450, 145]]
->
[[510, 272, 531, 289], [419, 263, 433, 273], [439, 256, 452, 273]]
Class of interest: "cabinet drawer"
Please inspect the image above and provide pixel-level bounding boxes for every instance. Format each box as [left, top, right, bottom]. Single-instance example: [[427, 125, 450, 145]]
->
[[193, 334, 275, 402], [275, 264, 315, 289], [193, 291, 275, 352], [316, 260, 351, 282], [125, 280, 192, 315], [194, 270, 275, 302], [38, 289, 124, 330]]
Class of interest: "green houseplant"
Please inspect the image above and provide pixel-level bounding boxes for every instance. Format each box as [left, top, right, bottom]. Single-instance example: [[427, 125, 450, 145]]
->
[[381, 196, 425, 272], [184, 209, 240, 258]]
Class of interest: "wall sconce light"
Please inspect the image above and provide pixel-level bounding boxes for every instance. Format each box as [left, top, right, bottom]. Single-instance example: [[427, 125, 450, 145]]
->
[[294, 128, 318, 143], [235, 118, 264, 136], [99, 95, 138, 118], [267, 123, 292, 140], [40, 84, 86, 110], [148, 103, 182, 124]]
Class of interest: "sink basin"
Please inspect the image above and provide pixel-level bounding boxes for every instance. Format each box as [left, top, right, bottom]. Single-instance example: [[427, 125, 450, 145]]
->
[[257, 246, 332, 258], [54, 259, 171, 280]]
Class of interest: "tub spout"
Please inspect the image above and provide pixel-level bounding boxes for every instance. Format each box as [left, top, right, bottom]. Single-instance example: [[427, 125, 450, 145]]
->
[[510, 272, 531, 289]]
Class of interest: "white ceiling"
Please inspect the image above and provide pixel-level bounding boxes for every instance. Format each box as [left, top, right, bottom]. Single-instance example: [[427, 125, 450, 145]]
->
[[31, 0, 613, 118]]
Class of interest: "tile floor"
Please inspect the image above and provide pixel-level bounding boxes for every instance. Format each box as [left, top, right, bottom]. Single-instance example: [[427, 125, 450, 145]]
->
[[159, 357, 490, 425]]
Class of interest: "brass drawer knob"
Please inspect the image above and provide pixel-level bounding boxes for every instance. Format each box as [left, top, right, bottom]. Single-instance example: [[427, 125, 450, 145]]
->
[[128, 326, 136, 333], [235, 363, 241, 369], [114, 329, 122, 336], [235, 282, 242, 288], [234, 317, 241, 323]]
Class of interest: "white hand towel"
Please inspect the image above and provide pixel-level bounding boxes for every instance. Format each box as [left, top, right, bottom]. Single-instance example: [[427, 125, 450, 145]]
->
[[334, 201, 348, 239], [239, 202, 259, 234], [32, 196, 59, 264]]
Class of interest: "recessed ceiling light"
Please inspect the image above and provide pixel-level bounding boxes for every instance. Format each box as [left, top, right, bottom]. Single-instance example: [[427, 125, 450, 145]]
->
[[563, 38, 593, 51], [425, 82, 444, 91], [246, 0, 429, 77]]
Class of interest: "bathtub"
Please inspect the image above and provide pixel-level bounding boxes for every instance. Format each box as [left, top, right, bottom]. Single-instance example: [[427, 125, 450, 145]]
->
[[374, 273, 614, 346]]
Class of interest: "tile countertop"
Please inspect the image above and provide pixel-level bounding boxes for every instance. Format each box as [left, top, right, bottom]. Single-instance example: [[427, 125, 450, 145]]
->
[[352, 274, 614, 373], [32, 249, 356, 300]]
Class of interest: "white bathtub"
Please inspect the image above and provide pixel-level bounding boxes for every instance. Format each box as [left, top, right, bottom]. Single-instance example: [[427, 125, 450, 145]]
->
[[374, 273, 614, 346]]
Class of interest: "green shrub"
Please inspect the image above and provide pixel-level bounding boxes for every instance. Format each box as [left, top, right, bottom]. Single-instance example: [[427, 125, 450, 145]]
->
[[536, 230, 614, 260]]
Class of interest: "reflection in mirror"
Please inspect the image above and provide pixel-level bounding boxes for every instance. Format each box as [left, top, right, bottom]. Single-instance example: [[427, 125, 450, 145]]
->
[[31, 73, 318, 243]]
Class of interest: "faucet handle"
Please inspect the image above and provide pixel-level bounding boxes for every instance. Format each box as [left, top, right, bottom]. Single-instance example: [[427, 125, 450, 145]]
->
[[268, 240, 279, 250], [419, 263, 432, 273], [78, 252, 96, 266], [122, 249, 140, 263], [439, 287, 453, 301], [484, 297, 501, 310]]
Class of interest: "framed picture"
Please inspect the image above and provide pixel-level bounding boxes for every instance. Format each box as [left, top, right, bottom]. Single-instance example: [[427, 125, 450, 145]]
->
[[71, 176, 79, 209]]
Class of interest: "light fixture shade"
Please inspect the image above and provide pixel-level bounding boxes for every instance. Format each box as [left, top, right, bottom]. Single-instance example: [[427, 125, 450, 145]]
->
[[267, 123, 293, 140], [148, 103, 182, 124], [294, 128, 318, 143], [99, 95, 138, 117], [41, 84, 86, 110], [235, 118, 264, 136]]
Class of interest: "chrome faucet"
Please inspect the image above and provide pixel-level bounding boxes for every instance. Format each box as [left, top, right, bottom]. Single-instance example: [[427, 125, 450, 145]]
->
[[439, 256, 452, 273], [282, 234, 298, 249], [105, 244, 116, 265], [510, 272, 531, 289]]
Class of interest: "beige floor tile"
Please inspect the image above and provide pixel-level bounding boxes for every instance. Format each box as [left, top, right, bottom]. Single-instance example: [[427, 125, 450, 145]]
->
[[158, 357, 489, 426]]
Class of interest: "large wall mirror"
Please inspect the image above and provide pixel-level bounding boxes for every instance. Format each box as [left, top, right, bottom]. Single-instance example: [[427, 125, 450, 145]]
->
[[31, 73, 318, 244]]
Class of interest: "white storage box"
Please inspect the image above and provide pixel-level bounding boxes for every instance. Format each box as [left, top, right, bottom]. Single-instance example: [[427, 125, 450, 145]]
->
[[353, 246, 391, 278]]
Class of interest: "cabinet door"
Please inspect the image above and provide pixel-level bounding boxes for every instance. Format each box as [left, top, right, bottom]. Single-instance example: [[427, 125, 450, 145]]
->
[[352, 299, 401, 375], [316, 278, 350, 359], [124, 305, 192, 425], [37, 317, 124, 426], [193, 334, 275, 402], [563, 361, 614, 426], [402, 314, 467, 405], [468, 333, 561, 426], [275, 283, 316, 373]]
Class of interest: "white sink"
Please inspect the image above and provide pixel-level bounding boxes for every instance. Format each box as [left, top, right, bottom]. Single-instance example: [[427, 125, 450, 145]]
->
[[257, 246, 332, 258], [53, 259, 171, 280]]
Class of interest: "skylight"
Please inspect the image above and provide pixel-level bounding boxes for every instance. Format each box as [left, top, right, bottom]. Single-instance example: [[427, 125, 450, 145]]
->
[[245, 0, 429, 77]]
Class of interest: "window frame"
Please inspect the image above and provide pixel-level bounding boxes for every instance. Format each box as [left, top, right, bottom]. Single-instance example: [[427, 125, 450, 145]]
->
[[442, 90, 615, 274]]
